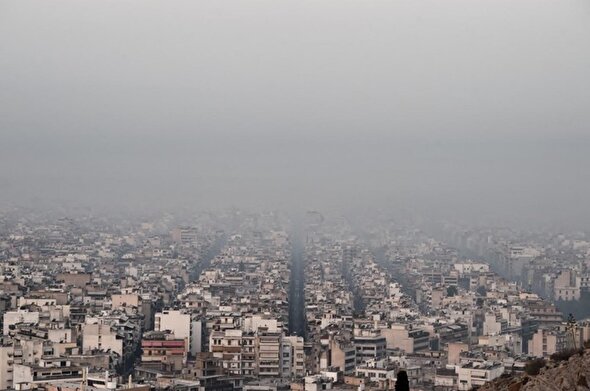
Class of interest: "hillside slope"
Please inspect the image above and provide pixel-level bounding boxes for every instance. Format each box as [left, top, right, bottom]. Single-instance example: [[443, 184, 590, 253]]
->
[[480, 350, 590, 391]]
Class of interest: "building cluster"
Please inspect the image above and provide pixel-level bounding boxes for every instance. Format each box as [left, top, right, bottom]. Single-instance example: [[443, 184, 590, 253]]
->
[[176, 221, 306, 389], [1, 209, 589, 391], [442, 226, 590, 304], [301, 221, 430, 390], [0, 211, 220, 391], [357, 220, 590, 390]]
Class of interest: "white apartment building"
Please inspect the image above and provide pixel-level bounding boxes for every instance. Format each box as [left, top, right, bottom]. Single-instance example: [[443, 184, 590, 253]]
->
[[554, 269, 581, 301], [456, 362, 504, 390], [0, 345, 15, 390], [82, 323, 123, 356], [3, 311, 40, 335], [381, 324, 430, 353], [282, 335, 305, 378], [528, 328, 567, 358], [155, 310, 202, 356]]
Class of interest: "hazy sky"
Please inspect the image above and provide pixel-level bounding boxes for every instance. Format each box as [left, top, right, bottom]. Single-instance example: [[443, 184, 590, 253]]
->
[[1, 0, 589, 225]]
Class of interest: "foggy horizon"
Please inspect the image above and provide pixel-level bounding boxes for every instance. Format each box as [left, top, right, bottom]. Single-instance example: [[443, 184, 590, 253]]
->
[[1, 0, 589, 227]]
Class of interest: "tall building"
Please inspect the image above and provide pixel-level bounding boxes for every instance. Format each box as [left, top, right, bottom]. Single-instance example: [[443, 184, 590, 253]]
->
[[353, 329, 386, 365], [209, 326, 304, 381], [140, 331, 186, 372], [155, 310, 202, 357], [170, 227, 198, 246], [282, 335, 305, 377], [528, 328, 567, 358], [0, 345, 15, 390]]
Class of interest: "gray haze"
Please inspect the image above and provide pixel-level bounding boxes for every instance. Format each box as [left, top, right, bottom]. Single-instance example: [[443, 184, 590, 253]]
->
[[1, 0, 589, 225]]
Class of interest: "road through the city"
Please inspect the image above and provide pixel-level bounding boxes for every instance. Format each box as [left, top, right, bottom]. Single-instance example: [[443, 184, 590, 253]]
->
[[288, 227, 306, 337]]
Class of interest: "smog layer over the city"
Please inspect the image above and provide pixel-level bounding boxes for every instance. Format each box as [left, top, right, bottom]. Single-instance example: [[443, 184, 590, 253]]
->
[[1, 1, 590, 391], [2, 0, 589, 226]]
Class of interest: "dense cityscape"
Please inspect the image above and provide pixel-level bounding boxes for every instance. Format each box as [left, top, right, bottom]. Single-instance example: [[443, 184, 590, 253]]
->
[[0, 208, 589, 391], [2, 0, 589, 390]]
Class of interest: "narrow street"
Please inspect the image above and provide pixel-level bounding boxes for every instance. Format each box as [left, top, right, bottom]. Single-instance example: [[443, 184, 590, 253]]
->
[[189, 232, 227, 282], [288, 228, 306, 337]]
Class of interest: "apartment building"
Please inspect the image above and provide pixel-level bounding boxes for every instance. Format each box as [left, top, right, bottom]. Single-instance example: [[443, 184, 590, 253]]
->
[[282, 336, 305, 378], [456, 362, 504, 390], [82, 323, 123, 356], [528, 328, 567, 358], [141, 331, 187, 372], [352, 330, 386, 365], [155, 310, 202, 356], [381, 324, 430, 353]]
